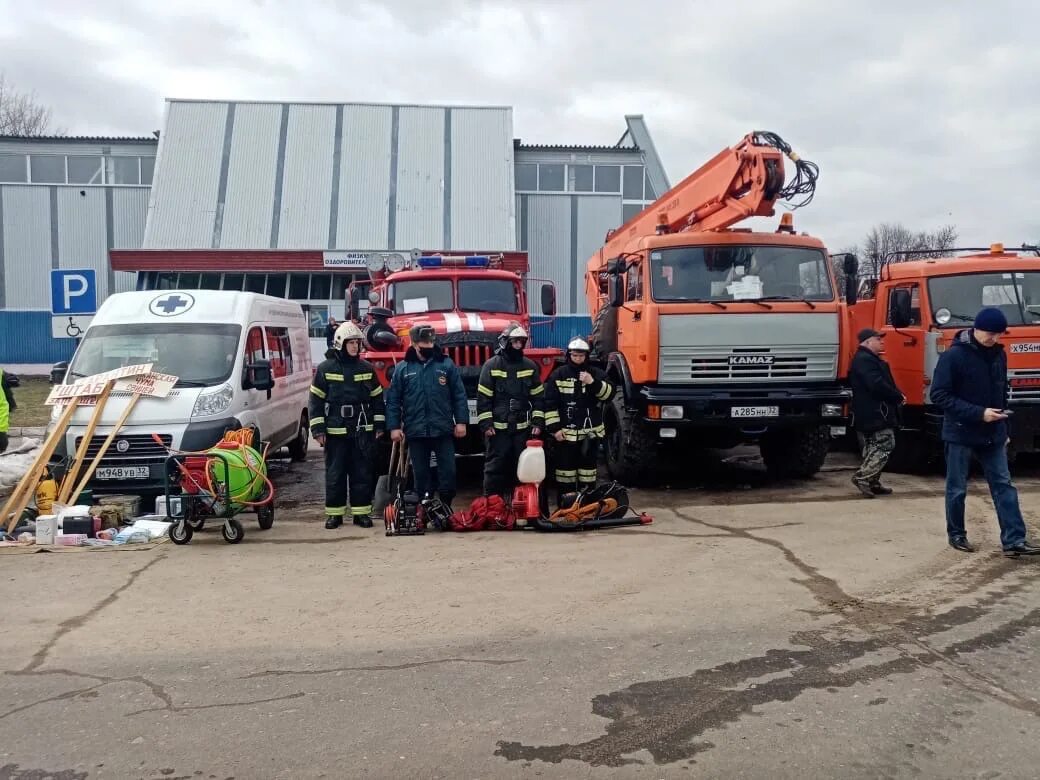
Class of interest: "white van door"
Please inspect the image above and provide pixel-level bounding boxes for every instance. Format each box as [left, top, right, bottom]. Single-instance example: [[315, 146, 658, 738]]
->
[[264, 324, 298, 447], [241, 324, 271, 441]]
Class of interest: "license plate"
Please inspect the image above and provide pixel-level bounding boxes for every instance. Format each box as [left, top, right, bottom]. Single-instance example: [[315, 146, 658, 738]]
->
[[95, 466, 150, 480], [468, 398, 479, 424], [730, 405, 779, 418]]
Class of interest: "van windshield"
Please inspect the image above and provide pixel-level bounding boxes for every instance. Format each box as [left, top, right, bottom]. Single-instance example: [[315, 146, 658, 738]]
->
[[69, 323, 242, 387]]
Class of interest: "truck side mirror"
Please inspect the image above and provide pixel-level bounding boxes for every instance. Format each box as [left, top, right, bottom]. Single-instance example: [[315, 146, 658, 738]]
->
[[608, 275, 624, 308], [348, 287, 362, 322], [890, 288, 913, 329], [843, 254, 859, 305], [246, 359, 275, 396], [540, 283, 557, 316], [50, 361, 69, 385]]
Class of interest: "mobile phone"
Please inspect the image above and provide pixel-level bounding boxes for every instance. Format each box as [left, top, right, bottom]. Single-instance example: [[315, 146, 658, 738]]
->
[[1001, 409, 1015, 416]]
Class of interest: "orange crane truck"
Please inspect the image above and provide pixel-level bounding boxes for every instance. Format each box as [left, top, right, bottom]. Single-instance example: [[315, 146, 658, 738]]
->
[[847, 244, 1040, 467], [585, 131, 858, 482]]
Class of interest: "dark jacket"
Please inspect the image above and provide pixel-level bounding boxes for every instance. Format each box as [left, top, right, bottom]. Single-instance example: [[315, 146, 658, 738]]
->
[[544, 361, 614, 439], [309, 354, 386, 437], [385, 346, 468, 438], [930, 329, 1009, 447], [849, 346, 903, 433], [325, 322, 338, 349], [476, 350, 546, 434]]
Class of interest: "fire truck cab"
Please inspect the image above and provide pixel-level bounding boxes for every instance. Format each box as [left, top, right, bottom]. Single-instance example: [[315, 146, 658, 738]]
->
[[848, 244, 1040, 465]]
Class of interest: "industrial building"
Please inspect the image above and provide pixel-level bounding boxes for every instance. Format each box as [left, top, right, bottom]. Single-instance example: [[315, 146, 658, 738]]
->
[[0, 99, 669, 364]]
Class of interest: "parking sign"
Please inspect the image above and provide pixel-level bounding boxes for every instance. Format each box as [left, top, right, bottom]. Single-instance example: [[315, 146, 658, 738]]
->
[[50, 269, 97, 315]]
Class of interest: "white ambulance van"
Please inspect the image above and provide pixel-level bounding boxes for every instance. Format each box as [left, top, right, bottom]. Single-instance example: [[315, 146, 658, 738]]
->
[[50, 290, 313, 495]]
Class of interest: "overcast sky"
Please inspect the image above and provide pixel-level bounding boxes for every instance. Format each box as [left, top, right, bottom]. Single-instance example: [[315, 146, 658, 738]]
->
[[2, 0, 1038, 250]]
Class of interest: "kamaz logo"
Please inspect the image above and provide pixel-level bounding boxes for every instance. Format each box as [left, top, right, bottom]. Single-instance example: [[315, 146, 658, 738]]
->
[[729, 354, 774, 366]]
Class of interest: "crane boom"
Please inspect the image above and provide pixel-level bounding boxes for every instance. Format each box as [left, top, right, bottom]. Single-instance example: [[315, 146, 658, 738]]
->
[[600, 131, 816, 262]]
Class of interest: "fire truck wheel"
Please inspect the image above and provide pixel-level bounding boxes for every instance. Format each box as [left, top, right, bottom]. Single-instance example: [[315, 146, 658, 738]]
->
[[288, 413, 310, 462], [604, 393, 655, 485], [222, 518, 245, 544], [168, 520, 193, 545], [760, 425, 830, 479], [257, 503, 275, 530], [590, 306, 618, 359]]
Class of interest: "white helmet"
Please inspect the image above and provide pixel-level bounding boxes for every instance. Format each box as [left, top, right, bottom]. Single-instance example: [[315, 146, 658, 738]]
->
[[333, 321, 364, 350], [505, 324, 528, 340], [567, 337, 590, 352]]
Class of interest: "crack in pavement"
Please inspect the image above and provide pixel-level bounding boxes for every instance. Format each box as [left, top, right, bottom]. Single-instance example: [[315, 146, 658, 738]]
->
[[126, 691, 306, 716], [22, 555, 167, 673], [496, 510, 1040, 768], [242, 657, 525, 679]]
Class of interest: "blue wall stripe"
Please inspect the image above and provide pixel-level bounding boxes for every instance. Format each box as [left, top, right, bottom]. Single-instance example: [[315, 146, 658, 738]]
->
[[528, 315, 593, 350], [0, 311, 77, 363]]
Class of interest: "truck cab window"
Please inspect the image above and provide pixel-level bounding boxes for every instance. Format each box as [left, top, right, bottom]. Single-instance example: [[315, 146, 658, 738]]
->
[[887, 285, 921, 326], [626, 264, 643, 301]]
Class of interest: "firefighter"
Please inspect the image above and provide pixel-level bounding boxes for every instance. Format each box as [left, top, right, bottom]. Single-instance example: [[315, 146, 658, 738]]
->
[[544, 338, 614, 503], [309, 322, 386, 529], [476, 323, 545, 498]]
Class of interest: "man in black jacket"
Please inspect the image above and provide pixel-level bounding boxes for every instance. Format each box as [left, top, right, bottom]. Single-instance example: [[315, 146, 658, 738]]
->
[[931, 307, 1040, 557], [849, 328, 903, 498], [386, 323, 469, 509]]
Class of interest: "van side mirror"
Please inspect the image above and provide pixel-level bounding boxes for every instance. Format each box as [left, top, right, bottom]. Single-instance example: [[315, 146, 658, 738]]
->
[[50, 361, 69, 385], [890, 288, 913, 329], [540, 283, 557, 316], [246, 359, 275, 395], [608, 275, 624, 308], [843, 254, 859, 305]]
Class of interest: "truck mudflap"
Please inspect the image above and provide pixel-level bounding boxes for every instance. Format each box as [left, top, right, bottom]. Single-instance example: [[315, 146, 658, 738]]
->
[[635, 384, 851, 429]]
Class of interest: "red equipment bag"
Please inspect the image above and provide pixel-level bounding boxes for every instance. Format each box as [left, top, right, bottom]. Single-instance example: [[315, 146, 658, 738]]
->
[[451, 495, 516, 532]]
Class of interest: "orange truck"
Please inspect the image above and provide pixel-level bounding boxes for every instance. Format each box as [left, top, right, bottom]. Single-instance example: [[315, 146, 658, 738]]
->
[[585, 131, 857, 482], [847, 244, 1040, 466]]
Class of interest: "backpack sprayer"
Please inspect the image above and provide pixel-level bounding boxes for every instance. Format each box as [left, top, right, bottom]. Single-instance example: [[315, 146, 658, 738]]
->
[[157, 428, 276, 545]]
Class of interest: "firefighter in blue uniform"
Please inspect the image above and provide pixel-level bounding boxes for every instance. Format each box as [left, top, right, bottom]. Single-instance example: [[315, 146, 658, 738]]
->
[[476, 324, 545, 498], [544, 337, 614, 504], [309, 322, 386, 529]]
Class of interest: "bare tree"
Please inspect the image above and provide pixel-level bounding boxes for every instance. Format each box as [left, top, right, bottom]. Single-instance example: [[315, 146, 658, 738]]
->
[[859, 222, 958, 277], [0, 73, 61, 136]]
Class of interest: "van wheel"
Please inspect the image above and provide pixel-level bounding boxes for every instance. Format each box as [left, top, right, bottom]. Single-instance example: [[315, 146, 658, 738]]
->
[[288, 414, 309, 462]]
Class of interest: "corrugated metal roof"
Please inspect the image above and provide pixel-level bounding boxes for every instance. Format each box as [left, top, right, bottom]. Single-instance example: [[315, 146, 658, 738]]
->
[[513, 140, 639, 152], [0, 135, 157, 143], [145, 99, 517, 252]]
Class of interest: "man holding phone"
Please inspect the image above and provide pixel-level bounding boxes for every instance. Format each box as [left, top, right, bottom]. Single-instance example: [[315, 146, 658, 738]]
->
[[931, 307, 1040, 556]]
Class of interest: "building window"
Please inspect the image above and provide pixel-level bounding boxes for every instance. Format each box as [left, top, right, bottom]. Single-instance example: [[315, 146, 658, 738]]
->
[[515, 163, 537, 191], [67, 156, 104, 184], [266, 274, 287, 298], [199, 273, 221, 290], [245, 274, 267, 294], [288, 273, 310, 299], [331, 274, 350, 301], [623, 166, 645, 200], [622, 203, 644, 224], [156, 272, 178, 290], [222, 273, 244, 291], [310, 273, 332, 300], [644, 170, 656, 200], [106, 156, 140, 185], [141, 157, 155, 185], [0, 154, 27, 183], [177, 273, 200, 288], [571, 164, 594, 192], [538, 163, 565, 192], [594, 165, 620, 193], [29, 155, 65, 183]]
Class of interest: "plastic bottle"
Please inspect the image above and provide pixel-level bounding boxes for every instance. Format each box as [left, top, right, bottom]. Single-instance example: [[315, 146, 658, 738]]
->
[[516, 439, 546, 484]]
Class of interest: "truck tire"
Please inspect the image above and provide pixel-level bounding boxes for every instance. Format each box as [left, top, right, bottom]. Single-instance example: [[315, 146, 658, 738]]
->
[[589, 306, 618, 360], [604, 391, 656, 485], [760, 425, 830, 479]]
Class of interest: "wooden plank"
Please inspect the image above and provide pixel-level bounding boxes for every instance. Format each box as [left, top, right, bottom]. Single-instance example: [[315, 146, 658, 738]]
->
[[68, 393, 143, 506], [57, 380, 115, 505]]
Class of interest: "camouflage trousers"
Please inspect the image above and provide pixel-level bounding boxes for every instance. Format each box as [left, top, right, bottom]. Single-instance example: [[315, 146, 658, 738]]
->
[[854, 428, 896, 483]]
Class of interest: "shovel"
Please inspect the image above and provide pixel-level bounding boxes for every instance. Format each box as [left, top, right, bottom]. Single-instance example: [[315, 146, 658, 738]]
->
[[373, 439, 398, 514]]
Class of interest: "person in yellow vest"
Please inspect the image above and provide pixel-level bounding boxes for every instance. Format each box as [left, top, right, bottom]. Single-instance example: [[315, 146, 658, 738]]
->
[[0, 367, 16, 454]]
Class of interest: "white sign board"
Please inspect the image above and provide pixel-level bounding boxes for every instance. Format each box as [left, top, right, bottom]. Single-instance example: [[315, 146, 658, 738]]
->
[[114, 371, 178, 399], [52, 315, 93, 339], [45, 364, 155, 405], [323, 251, 368, 269]]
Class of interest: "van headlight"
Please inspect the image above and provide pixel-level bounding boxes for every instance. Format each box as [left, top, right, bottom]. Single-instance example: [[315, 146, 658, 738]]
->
[[192, 383, 234, 417]]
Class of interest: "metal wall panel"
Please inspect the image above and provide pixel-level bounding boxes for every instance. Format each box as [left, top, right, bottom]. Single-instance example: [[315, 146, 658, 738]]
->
[[0, 311, 75, 363], [57, 188, 107, 293], [1, 185, 52, 309], [576, 195, 621, 313], [277, 104, 336, 249], [336, 105, 392, 249], [450, 108, 515, 250], [221, 102, 282, 248], [112, 188, 150, 293], [524, 195, 572, 314], [394, 106, 445, 250], [143, 101, 227, 248]]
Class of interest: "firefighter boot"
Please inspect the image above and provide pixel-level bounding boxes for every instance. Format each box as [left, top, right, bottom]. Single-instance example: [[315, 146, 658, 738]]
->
[[325, 515, 343, 530], [353, 514, 374, 528]]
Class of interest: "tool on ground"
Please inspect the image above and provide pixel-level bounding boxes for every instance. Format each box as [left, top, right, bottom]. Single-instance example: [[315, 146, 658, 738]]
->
[[384, 441, 424, 536]]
